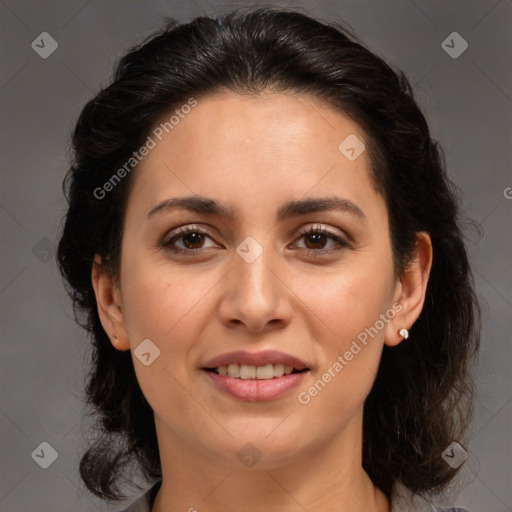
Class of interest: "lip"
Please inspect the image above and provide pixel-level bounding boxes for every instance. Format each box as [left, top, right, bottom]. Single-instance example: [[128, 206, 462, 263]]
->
[[203, 370, 308, 401], [202, 350, 309, 370]]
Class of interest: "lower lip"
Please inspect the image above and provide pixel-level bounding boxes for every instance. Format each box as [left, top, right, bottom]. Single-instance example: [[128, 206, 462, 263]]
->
[[203, 370, 308, 401]]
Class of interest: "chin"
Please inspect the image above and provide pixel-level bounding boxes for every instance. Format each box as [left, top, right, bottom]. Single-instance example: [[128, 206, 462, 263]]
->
[[205, 419, 312, 468]]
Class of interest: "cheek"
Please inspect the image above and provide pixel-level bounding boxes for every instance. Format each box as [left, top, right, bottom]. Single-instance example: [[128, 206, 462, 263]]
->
[[291, 261, 394, 417], [120, 255, 205, 342], [120, 266, 204, 418], [292, 258, 394, 347]]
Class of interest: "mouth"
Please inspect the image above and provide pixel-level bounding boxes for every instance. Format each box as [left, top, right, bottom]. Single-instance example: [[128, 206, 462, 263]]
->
[[201, 350, 310, 401], [203, 363, 309, 379]]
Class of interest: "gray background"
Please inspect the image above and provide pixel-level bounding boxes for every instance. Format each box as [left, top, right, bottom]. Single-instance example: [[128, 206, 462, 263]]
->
[[0, 0, 510, 510]]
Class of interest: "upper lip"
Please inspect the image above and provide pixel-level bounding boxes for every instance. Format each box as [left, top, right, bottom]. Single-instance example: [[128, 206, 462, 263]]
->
[[202, 350, 309, 370]]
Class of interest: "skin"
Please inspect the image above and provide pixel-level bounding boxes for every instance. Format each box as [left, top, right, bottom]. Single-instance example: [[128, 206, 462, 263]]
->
[[92, 91, 432, 512]]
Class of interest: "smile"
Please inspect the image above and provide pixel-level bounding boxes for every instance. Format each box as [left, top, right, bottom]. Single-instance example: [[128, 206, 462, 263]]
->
[[206, 363, 307, 379], [202, 350, 310, 401]]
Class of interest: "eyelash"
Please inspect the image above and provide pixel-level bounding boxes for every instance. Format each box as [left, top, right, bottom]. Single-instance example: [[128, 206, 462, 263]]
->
[[161, 224, 350, 256]]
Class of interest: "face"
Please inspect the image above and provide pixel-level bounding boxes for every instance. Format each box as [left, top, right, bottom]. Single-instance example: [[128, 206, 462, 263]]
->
[[96, 91, 413, 470]]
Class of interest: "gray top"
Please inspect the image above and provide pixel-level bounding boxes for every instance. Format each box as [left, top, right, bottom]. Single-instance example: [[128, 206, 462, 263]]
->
[[118, 480, 470, 512]]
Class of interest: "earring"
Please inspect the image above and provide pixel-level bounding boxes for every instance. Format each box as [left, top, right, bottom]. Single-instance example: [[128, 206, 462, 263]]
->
[[114, 333, 119, 340], [399, 328, 409, 340]]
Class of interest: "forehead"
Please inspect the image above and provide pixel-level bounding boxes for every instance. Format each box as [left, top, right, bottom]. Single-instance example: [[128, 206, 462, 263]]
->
[[143, 91, 367, 166], [125, 91, 384, 223]]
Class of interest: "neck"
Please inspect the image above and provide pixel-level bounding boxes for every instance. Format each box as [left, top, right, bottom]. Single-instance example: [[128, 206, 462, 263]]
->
[[151, 414, 389, 512]]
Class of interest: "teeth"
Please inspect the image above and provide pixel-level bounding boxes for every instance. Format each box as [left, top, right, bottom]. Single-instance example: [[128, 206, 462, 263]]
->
[[273, 363, 285, 377], [214, 363, 303, 379], [256, 364, 274, 380], [227, 363, 240, 378], [240, 364, 256, 379]]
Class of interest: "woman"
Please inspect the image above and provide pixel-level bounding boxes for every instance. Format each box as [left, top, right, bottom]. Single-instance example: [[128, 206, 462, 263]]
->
[[56, 7, 480, 512]]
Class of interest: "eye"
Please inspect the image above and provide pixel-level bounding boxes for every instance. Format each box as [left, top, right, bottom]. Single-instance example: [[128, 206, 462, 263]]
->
[[162, 225, 218, 253], [161, 224, 350, 256], [292, 224, 350, 255]]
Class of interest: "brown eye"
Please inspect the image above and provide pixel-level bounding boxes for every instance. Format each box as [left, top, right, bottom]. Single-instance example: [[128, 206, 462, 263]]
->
[[293, 225, 350, 255], [163, 226, 217, 253], [179, 231, 206, 250], [303, 232, 329, 250]]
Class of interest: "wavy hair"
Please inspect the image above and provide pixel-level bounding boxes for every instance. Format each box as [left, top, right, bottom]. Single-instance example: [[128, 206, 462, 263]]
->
[[56, 6, 480, 501]]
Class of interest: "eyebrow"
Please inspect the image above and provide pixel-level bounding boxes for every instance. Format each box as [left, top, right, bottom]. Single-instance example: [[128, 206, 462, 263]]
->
[[146, 195, 367, 222]]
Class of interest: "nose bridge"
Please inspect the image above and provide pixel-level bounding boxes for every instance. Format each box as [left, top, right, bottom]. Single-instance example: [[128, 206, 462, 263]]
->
[[234, 235, 278, 301], [220, 234, 289, 331]]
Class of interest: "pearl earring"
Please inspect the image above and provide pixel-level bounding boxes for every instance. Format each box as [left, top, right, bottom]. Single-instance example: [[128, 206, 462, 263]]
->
[[399, 328, 409, 339], [114, 333, 119, 340]]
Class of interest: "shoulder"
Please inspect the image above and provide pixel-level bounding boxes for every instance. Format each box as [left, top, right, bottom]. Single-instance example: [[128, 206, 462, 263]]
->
[[117, 480, 471, 512], [116, 481, 162, 512], [390, 482, 470, 512]]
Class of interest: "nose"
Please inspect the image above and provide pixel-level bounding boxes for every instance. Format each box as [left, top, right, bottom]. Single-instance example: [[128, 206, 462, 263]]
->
[[217, 241, 293, 334]]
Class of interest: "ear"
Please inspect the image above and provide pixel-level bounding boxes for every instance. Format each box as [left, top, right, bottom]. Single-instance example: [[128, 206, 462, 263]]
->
[[91, 254, 130, 351], [385, 232, 433, 347]]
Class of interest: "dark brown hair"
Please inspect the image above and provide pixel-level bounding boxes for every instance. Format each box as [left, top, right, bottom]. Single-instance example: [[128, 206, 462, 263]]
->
[[56, 6, 480, 501]]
